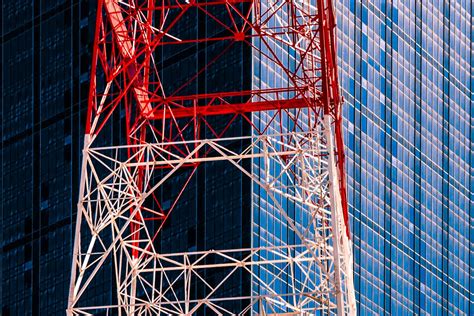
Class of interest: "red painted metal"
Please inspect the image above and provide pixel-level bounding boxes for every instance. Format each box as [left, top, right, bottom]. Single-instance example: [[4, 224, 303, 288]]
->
[[86, 0, 350, 240]]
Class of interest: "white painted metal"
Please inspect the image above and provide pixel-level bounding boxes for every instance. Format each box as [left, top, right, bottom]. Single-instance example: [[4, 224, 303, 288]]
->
[[68, 126, 355, 314], [324, 116, 357, 316]]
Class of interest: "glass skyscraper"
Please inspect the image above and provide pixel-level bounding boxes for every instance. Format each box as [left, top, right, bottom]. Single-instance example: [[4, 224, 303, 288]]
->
[[252, 0, 472, 314], [335, 0, 472, 314]]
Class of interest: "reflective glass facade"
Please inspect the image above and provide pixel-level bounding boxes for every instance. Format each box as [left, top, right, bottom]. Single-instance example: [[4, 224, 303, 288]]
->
[[335, 0, 472, 314], [251, 0, 472, 314], [250, 1, 321, 313]]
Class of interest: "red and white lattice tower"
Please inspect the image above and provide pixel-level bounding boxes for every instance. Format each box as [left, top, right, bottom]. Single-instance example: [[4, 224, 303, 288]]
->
[[67, 0, 355, 314]]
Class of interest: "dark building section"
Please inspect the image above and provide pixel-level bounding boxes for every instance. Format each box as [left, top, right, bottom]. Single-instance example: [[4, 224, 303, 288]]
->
[[150, 4, 253, 313], [0, 1, 112, 314], [1, 1, 252, 314]]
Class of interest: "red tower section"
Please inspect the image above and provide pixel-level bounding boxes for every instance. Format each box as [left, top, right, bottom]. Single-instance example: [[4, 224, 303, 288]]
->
[[68, 0, 355, 314]]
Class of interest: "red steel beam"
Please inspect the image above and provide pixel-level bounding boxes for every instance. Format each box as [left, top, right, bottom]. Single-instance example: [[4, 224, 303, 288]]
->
[[150, 98, 313, 119], [89, 0, 350, 240]]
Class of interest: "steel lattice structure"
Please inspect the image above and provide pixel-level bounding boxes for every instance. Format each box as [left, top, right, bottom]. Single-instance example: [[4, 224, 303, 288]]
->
[[67, 0, 356, 314]]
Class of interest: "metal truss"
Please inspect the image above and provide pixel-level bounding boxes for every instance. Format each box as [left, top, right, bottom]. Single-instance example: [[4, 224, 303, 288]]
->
[[67, 0, 355, 314]]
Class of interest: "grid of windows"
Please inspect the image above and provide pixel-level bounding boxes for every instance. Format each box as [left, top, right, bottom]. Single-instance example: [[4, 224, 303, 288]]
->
[[251, 0, 472, 314], [336, 0, 472, 314], [1, 1, 99, 315], [250, 1, 337, 313]]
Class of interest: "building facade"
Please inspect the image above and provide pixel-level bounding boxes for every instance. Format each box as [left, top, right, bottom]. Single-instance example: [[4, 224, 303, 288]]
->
[[1, 0, 472, 315], [2, 1, 253, 315], [335, 0, 472, 314], [1, 1, 103, 315]]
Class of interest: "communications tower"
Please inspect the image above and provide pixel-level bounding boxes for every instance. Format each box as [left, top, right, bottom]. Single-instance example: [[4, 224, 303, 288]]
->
[[67, 0, 356, 314]]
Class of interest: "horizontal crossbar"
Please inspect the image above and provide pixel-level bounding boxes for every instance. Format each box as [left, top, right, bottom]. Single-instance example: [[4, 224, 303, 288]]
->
[[150, 98, 321, 119]]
